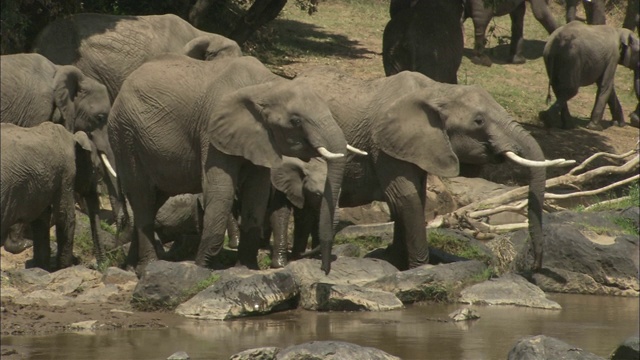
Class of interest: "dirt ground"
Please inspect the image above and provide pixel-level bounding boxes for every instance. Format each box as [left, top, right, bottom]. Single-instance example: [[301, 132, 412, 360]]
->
[[2, 0, 639, 343]]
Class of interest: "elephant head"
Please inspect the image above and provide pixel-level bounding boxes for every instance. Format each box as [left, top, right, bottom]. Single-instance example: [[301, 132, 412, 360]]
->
[[53, 65, 117, 180], [205, 76, 348, 274], [182, 34, 243, 61], [271, 157, 328, 209], [618, 28, 640, 70], [377, 82, 550, 270]]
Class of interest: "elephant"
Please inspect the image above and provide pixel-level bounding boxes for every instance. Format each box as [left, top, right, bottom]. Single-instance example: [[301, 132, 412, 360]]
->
[[539, 22, 640, 130], [464, 0, 558, 66], [1, 122, 99, 270], [33, 13, 243, 241], [382, 0, 465, 84], [290, 66, 571, 271], [108, 53, 353, 274], [565, 0, 606, 25]]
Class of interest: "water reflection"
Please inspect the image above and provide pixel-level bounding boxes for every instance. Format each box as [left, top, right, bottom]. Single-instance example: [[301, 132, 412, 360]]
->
[[2, 294, 638, 360]]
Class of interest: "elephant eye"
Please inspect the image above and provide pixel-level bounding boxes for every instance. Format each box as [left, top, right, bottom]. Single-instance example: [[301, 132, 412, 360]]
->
[[290, 117, 302, 127], [474, 117, 485, 127]]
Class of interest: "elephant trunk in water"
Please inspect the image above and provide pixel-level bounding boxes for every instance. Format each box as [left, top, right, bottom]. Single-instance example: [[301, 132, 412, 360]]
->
[[500, 121, 546, 271]]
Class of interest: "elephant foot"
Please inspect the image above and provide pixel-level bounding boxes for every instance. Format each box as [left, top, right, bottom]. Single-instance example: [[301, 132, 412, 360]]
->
[[585, 121, 604, 131], [270, 253, 288, 269], [227, 236, 239, 249], [510, 55, 526, 64], [612, 119, 626, 128], [470, 54, 493, 67], [630, 111, 639, 128]]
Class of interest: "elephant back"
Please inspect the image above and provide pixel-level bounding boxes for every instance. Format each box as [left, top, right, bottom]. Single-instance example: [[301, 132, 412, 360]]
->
[[0, 54, 57, 126]]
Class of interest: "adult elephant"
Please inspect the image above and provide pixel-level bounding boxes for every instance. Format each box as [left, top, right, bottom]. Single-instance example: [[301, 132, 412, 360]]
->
[[1, 123, 99, 270], [292, 67, 571, 271], [33, 14, 243, 239], [383, 0, 465, 84], [539, 22, 640, 130], [108, 54, 352, 274]]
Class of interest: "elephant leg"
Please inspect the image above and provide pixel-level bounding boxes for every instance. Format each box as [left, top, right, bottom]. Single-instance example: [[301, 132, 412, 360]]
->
[[226, 201, 240, 249], [105, 176, 132, 245], [269, 191, 292, 268], [565, 0, 579, 23], [509, 2, 526, 64], [54, 191, 76, 269], [31, 209, 52, 271], [377, 154, 428, 270], [82, 189, 106, 266], [559, 100, 574, 129], [529, 0, 558, 34], [291, 206, 314, 259], [236, 167, 271, 270], [584, 0, 606, 25], [471, 16, 493, 66], [126, 183, 167, 270], [607, 88, 625, 127], [587, 71, 616, 130]]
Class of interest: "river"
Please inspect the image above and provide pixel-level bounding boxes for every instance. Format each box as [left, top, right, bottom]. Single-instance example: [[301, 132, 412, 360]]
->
[[2, 293, 638, 360]]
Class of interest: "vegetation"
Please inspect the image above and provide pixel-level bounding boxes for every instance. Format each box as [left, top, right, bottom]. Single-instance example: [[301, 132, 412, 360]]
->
[[428, 230, 494, 265], [333, 235, 389, 253]]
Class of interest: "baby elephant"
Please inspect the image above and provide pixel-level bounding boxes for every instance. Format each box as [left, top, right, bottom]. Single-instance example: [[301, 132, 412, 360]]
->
[[1, 123, 96, 270], [540, 21, 639, 130]]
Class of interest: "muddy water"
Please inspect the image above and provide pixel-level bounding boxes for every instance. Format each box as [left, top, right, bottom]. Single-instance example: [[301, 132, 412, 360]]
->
[[3, 294, 638, 360]]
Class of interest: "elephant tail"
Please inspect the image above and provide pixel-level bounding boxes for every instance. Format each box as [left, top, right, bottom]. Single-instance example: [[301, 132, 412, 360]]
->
[[546, 83, 552, 105], [544, 54, 554, 106]]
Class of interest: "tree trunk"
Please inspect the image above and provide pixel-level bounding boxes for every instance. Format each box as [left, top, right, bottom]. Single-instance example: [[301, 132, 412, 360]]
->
[[229, 0, 288, 45]]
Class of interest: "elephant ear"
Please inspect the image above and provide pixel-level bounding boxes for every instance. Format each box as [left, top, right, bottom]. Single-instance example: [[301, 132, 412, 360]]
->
[[372, 90, 459, 177], [53, 65, 84, 132], [183, 35, 242, 61], [73, 131, 93, 152], [271, 157, 306, 209], [619, 29, 639, 68], [207, 84, 281, 169]]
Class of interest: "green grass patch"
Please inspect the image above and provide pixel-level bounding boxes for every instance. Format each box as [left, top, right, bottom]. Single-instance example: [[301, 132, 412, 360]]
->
[[184, 274, 221, 299], [427, 230, 493, 265], [99, 220, 117, 236], [582, 183, 640, 212], [333, 235, 388, 253], [612, 216, 639, 236]]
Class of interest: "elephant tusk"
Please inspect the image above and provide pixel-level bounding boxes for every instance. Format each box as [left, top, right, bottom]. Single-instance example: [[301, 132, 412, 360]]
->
[[317, 146, 345, 159], [504, 151, 576, 168], [100, 153, 118, 178], [346, 144, 368, 156]]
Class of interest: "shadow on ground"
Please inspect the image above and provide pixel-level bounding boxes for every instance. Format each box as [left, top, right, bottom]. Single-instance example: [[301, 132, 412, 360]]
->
[[462, 39, 546, 65], [250, 19, 378, 70]]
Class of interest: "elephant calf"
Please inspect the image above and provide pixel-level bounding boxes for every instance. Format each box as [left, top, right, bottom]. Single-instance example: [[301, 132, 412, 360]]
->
[[1, 123, 99, 270], [540, 22, 640, 130]]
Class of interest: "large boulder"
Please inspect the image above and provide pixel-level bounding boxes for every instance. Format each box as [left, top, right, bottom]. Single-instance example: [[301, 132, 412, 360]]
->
[[610, 336, 640, 360], [286, 257, 398, 288], [366, 260, 488, 303], [459, 273, 561, 309], [507, 335, 604, 360], [175, 268, 298, 320], [299, 282, 403, 311], [494, 210, 639, 296], [277, 341, 400, 360]]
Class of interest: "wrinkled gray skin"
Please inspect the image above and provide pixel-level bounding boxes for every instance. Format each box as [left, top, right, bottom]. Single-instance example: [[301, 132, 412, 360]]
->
[[383, 0, 465, 84], [268, 157, 327, 268], [464, 0, 557, 66], [108, 54, 347, 274], [33, 13, 243, 239], [294, 67, 548, 271], [539, 22, 640, 130], [1, 123, 100, 270]]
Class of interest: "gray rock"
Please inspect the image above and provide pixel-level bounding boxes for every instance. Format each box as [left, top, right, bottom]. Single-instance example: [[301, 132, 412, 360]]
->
[[499, 210, 640, 296], [459, 273, 561, 309], [102, 267, 138, 285], [286, 257, 398, 288], [13, 290, 71, 307], [448, 307, 480, 322], [367, 260, 488, 303], [67, 320, 97, 330], [167, 351, 190, 360], [132, 260, 217, 309], [73, 284, 120, 304], [300, 283, 403, 311], [175, 268, 298, 320], [7, 268, 52, 289], [229, 347, 279, 360], [507, 335, 604, 360], [610, 336, 640, 360], [0, 287, 21, 302], [335, 222, 394, 247], [277, 341, 400, 360], [332, 243, 361, 258], [46, 265, 102, 296]]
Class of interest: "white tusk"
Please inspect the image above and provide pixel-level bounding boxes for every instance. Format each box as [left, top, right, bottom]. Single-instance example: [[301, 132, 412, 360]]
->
[[100, 153, 118, 178], [317, 146, 345, 159], [504, 151, 576, 168], [346, 144, 368, 156]]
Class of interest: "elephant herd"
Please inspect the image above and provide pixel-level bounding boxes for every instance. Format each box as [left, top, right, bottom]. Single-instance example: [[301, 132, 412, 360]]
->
[[0, 2, 635, 275]]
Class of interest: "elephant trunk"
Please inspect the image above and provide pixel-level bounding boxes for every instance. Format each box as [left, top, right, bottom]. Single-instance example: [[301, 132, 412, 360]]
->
[[318, 156, 346, 275], [499, 121, 546, 271]]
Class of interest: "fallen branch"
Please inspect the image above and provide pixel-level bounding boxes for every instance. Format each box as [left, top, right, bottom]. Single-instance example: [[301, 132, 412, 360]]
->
[[545, 174, 639, 199], [584, 196, 631, 211], [568, 148, 637, 175]]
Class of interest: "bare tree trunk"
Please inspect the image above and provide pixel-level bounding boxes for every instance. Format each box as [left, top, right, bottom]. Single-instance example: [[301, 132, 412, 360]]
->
[[229, 0, 288, 45]]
